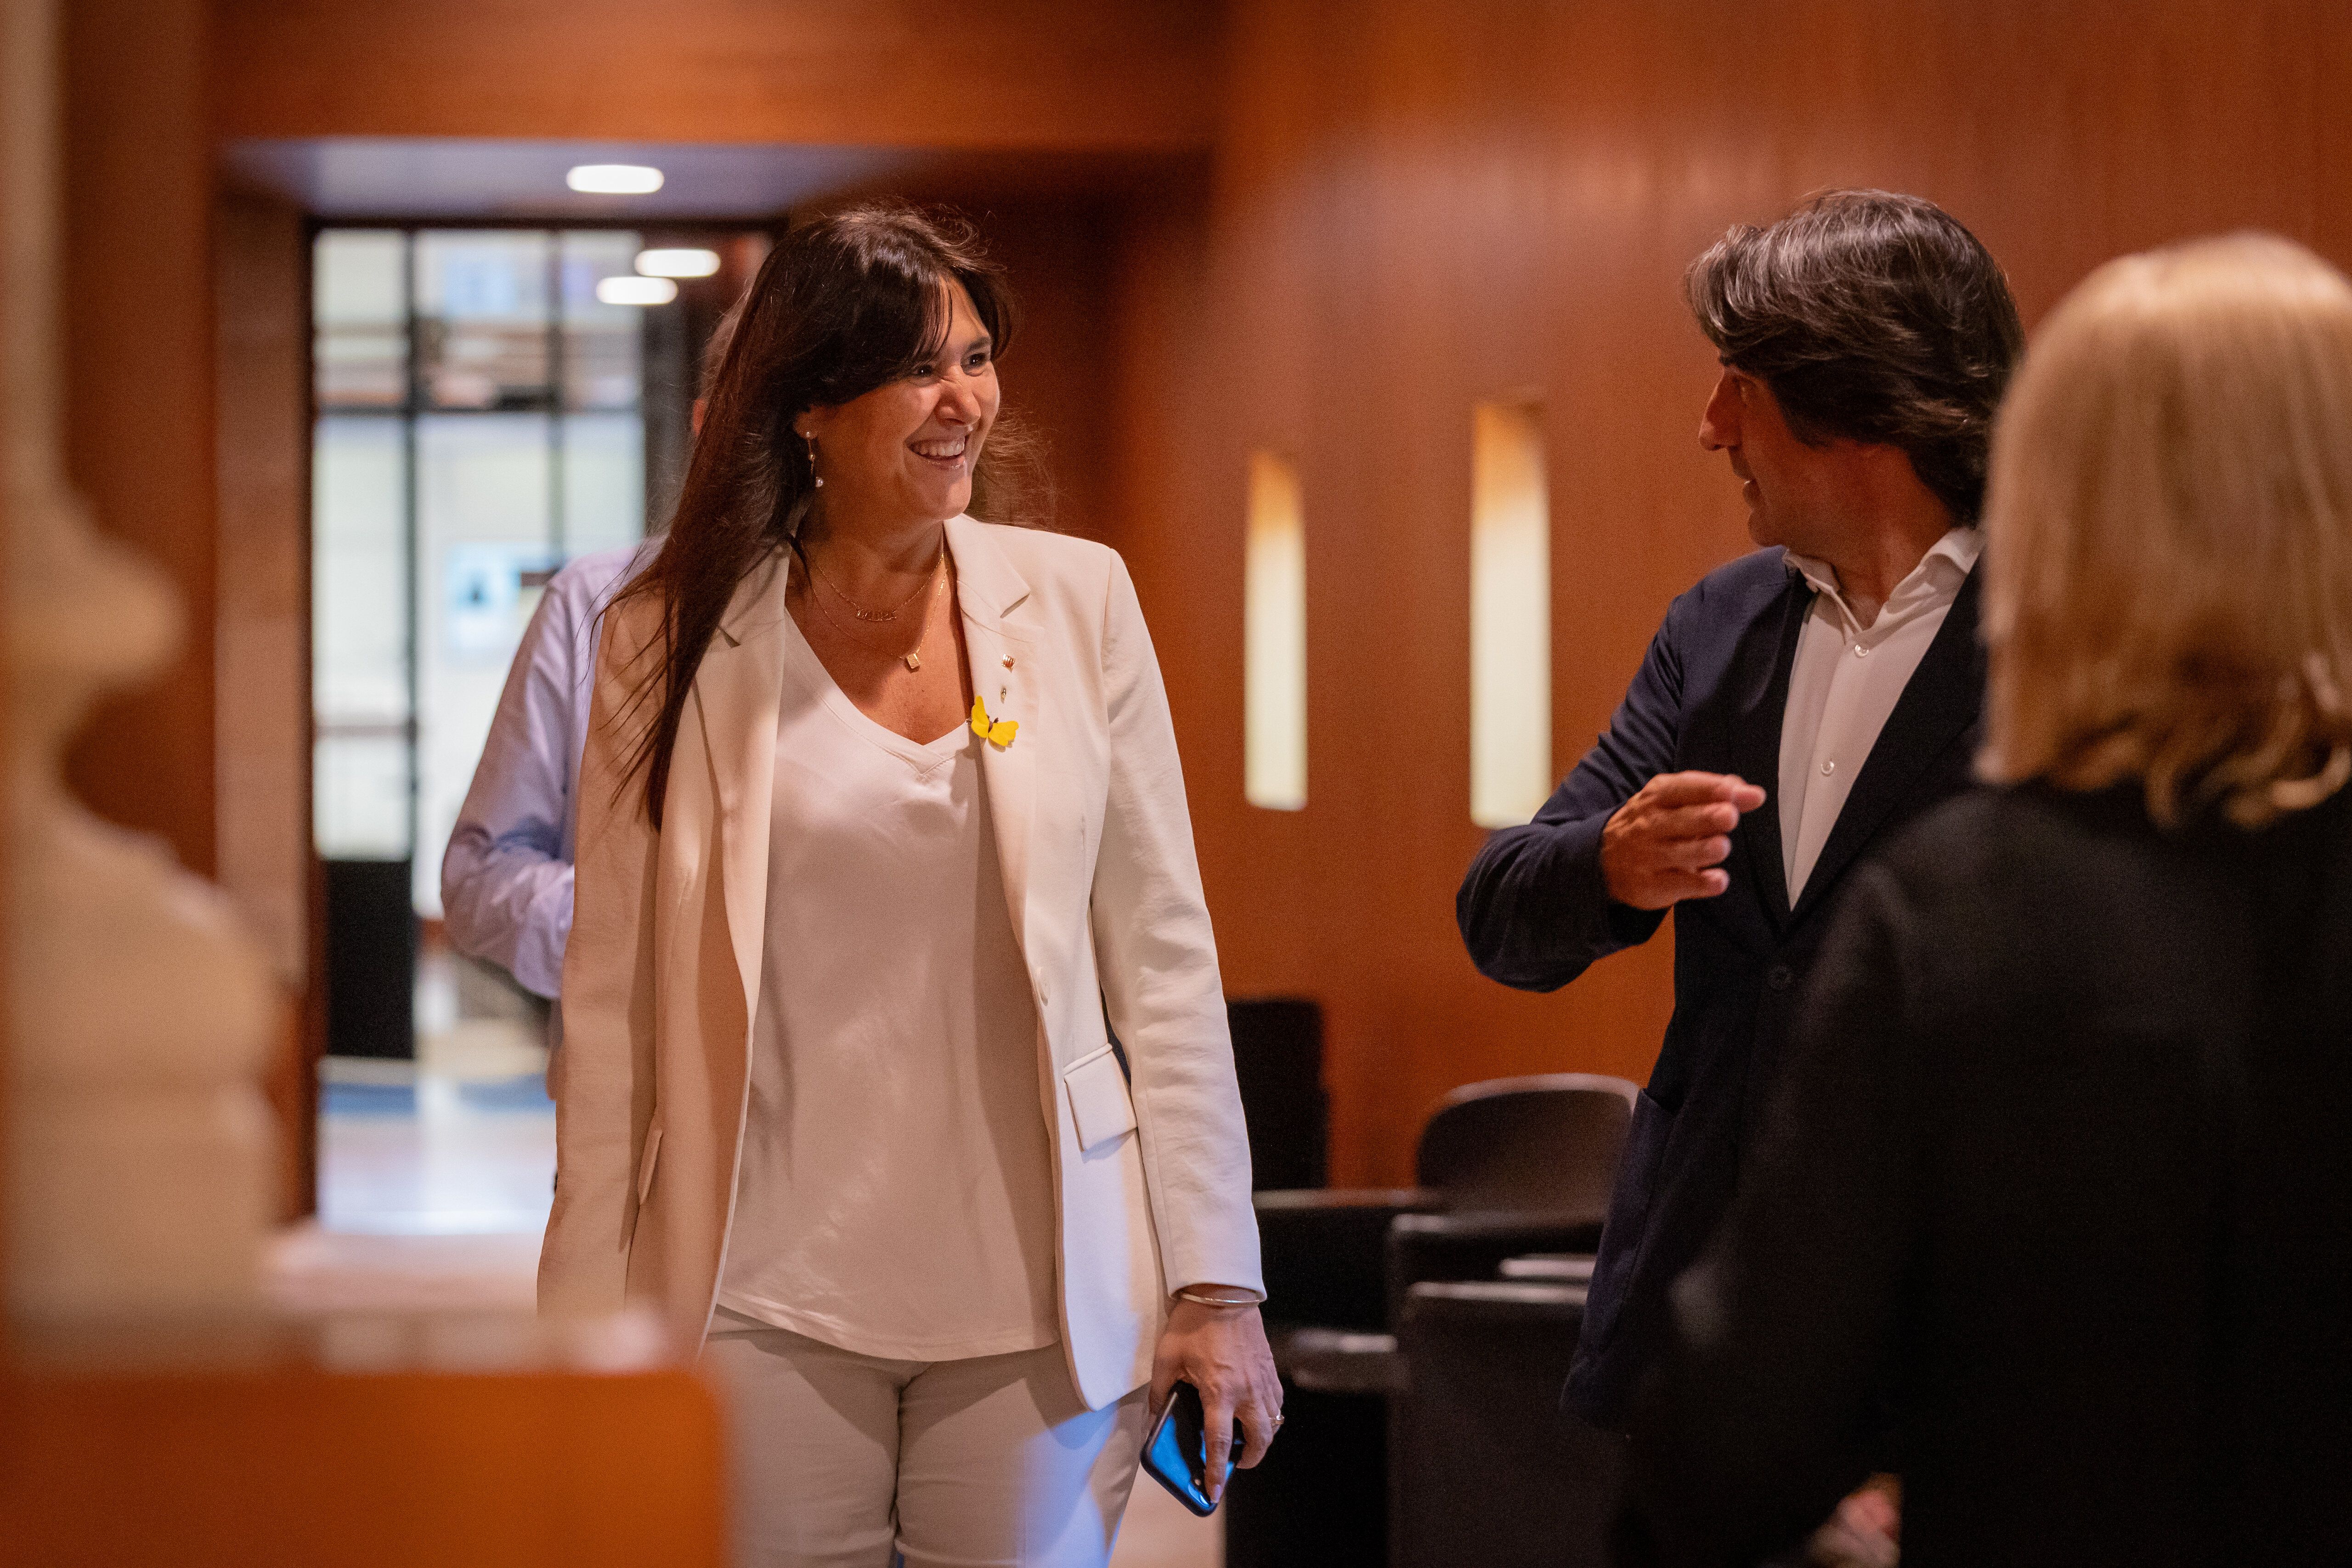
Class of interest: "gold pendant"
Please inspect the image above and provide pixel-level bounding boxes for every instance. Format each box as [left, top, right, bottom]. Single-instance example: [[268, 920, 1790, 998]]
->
[[903, 650, 921, 672]]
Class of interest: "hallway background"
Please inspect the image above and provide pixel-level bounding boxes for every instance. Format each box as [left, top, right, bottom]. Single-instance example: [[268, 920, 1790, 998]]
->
[[62, 0, 2352, 1192]]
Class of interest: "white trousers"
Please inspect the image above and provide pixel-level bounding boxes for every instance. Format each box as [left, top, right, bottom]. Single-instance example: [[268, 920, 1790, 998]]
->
[[704, 1310, 1149, 1568]]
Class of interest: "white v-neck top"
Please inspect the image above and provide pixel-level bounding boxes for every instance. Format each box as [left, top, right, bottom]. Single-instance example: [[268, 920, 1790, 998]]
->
[[715, 609, 1060, 1361], [1777, 526, 1981, 901]]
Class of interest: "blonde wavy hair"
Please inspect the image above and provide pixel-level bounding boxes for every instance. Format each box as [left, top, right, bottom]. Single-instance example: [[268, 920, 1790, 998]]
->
[[1979, 233, 2352, 828]]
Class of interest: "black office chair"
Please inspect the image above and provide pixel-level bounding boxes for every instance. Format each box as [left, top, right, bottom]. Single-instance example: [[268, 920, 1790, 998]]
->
[[1252, 1073, 1634, 1333], [1225, 1073, 1638, 1568], [1394, 1273, 1623, 1568], [1386, 1074, 1634, 1319], [1414, 1073, 1635, 1211]]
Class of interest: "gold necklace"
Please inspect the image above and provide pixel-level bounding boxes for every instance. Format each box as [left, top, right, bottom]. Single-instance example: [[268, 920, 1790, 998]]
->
[[806, 541, 944, 623], [803, 554, 943, 672]]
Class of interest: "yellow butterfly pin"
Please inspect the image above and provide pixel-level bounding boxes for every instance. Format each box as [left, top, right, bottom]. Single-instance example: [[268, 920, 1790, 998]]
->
[[970, 695, 1019, 749]]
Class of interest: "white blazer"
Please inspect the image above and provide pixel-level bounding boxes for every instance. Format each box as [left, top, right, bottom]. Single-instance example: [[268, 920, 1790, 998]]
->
[[539, 515, 1263, 1410]]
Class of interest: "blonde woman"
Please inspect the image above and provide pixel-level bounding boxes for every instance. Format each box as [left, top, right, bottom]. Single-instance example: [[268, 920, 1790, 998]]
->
[[1627, 234, 2352, 1568]]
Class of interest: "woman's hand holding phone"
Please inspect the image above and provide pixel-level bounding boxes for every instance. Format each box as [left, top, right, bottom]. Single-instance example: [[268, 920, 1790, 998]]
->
[[1148, 1290, 1282, 1504]]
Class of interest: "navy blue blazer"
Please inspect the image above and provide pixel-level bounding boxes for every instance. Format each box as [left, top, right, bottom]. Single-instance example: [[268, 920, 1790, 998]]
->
[[1456, 545, 1986, 1427]]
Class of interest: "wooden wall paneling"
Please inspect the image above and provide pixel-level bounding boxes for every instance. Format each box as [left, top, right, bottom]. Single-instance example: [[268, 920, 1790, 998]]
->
[[214, 190, 316, 1223], [964, 198, 1119, 543], [1180, 0, 1359, 1168], [1215, 0, 1352, 1001], [1111, 0, 2352, 1184], [1121, 0, 1598, 1183], [1097, 169, 1265, 920], [1271, 2, 1449, 1172], [2322, 0, 2352, 270], [0, 1, 14, 1346], [1338, 0, 1611, 1177], [213, 0, 1220, 152], [1099, 170, 1219, 749], [60, 0, 217, 877], [1118, 0, 1334, 1027]]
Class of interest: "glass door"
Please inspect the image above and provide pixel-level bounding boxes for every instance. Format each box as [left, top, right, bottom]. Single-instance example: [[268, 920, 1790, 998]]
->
[[307, 222, 751, 1233]]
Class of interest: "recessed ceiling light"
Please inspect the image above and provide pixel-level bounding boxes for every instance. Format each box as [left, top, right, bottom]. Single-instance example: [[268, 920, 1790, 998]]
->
[[596, 276, 678, 306], [634, 247, 722, 279], [566, 164, 664, 195]]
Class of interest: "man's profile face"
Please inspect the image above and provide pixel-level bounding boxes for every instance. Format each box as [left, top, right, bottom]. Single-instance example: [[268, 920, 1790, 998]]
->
[[1698, 366, 1841, 555]]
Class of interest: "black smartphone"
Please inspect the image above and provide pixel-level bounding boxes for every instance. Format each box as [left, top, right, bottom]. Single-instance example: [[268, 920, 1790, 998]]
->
[[1139, 1380, 1245, 1517]]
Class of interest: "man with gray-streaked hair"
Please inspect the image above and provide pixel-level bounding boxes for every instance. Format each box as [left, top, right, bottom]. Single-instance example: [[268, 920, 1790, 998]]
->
[[1457, 190, 2023, 1431]]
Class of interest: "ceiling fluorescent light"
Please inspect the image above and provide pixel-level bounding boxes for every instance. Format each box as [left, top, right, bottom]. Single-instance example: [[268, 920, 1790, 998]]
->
[[596, 276, 679, 306], [566, 164, 665, 194], [634, 248, 722, 278]]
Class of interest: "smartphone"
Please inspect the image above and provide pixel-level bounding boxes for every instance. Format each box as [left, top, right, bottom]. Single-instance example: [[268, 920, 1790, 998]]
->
[[1139, 1380, 1244, 1517]]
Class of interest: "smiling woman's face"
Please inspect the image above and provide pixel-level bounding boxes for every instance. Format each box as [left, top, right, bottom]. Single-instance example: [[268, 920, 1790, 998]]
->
[[797, 279, 1000, 529]]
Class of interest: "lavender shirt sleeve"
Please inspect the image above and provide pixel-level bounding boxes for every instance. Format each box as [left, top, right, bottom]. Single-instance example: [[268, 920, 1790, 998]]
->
[[439, 544, 644, 998]]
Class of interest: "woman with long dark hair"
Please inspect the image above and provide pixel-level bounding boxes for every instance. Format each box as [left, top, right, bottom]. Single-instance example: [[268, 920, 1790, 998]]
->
[[539, 203, 1278, 1565]]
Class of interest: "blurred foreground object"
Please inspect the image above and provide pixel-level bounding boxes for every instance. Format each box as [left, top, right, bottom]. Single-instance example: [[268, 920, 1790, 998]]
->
[[3, 0, 273, 1323], [0, 1312, 723, 1568], [0, 5, 724, 1564]]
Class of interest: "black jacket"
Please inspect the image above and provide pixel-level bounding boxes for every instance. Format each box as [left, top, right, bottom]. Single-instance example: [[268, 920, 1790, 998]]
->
[[1633, 782, 2352, 1568], [1456, 546, 1986, 1426]]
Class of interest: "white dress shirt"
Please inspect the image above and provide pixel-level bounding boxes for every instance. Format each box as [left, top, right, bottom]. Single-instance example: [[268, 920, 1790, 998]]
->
[[440, 542, 648, 998], [1777, 526, 1981, 901], [717, 611, 1059, 1361]]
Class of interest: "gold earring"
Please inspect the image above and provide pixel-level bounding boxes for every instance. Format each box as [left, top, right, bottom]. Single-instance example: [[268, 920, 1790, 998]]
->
[[805, 431, 823, 489]]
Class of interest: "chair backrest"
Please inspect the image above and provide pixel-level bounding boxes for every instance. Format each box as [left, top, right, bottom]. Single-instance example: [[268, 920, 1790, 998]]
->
[[1228, 996, 1329, 1190], [1413, 1074, 1638, 1219]]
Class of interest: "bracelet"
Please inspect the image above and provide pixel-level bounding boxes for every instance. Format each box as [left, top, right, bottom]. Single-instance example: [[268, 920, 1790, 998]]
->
[[1176, 1289, 1259, 1309]]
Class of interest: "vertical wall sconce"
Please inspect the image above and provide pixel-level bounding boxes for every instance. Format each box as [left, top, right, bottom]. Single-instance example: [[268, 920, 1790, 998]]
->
[[1244, 450, 1307, 811], [1470, 399, 1551, 827]]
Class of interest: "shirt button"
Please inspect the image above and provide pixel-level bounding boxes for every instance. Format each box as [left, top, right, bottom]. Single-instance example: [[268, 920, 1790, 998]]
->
[[1821, 759, 1837, 776], [1767, 964, 1795, 991], [1854, 643, 1870, 657]]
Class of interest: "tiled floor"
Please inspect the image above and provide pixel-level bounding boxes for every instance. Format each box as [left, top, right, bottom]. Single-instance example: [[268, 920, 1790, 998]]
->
[[317, 1045, 557, 1235], [317, 944, 559, 1236], [292, 952, 1217, 1566]]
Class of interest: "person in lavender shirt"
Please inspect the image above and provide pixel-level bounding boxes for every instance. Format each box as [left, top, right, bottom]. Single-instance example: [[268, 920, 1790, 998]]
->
[[439, 539, 649, 1009], [440, 307, 738, 1021]]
